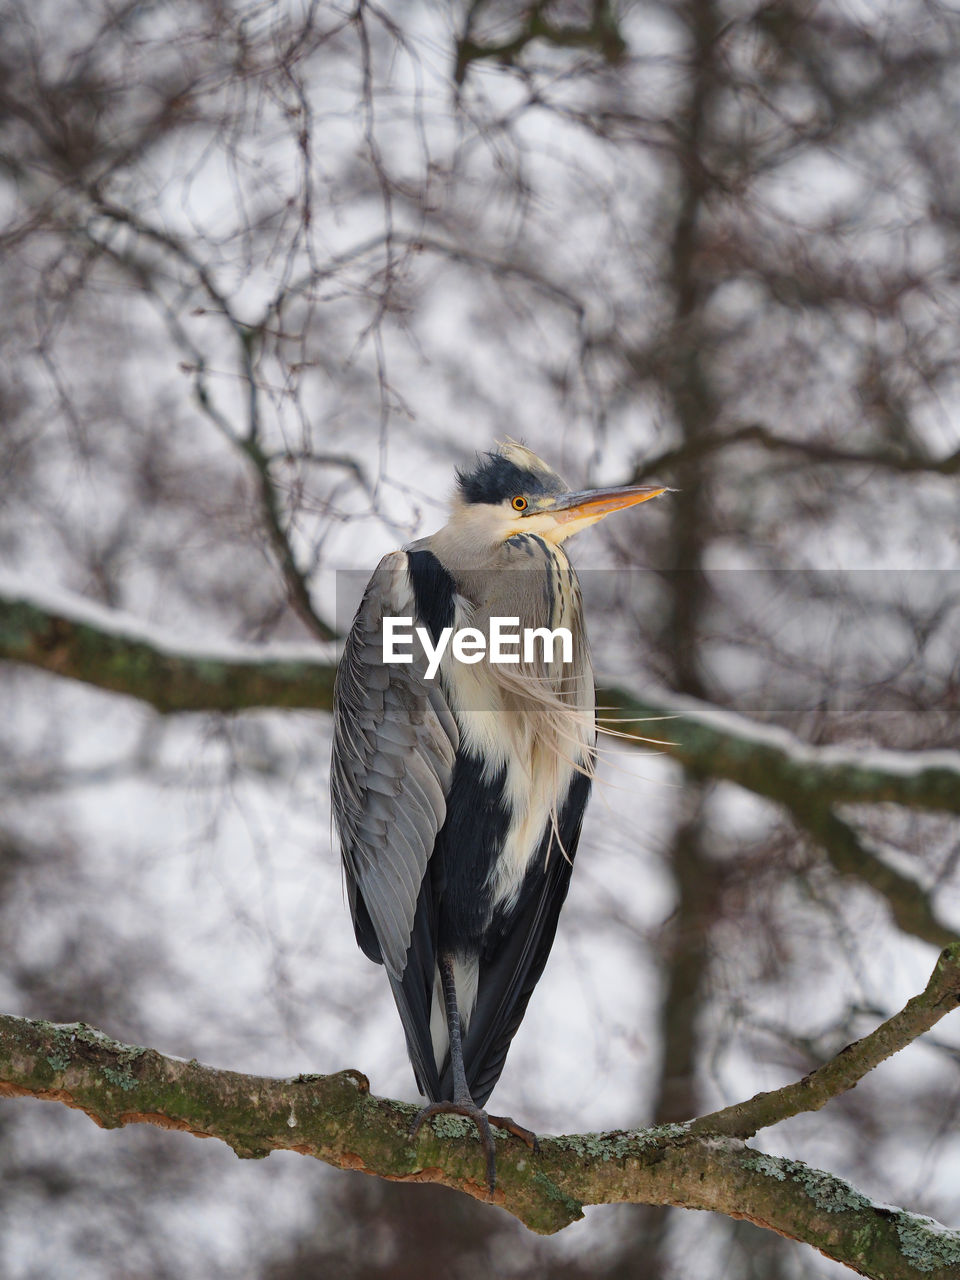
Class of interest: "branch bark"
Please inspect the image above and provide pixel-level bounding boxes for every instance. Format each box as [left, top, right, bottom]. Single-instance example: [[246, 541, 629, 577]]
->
[[454, 0, 626, 85], [3, 945, 960, 1276]]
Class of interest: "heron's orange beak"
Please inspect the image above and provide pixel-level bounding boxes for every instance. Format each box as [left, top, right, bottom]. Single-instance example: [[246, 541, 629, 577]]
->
[[549, 484, 670, 523]]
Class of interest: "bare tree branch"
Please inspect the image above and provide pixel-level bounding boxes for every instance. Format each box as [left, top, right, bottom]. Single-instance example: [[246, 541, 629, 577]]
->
[[690, 942, 960, 1140], [3, 585, 958, 976], [3, 943, 960, 1274], [630, 422, 960, 484], [82, 198, 336, 642]]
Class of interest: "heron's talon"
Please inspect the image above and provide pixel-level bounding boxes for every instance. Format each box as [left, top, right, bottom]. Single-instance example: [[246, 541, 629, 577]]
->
[[408, 1098, 499, 1195], [488, 1112, 539, 1152]]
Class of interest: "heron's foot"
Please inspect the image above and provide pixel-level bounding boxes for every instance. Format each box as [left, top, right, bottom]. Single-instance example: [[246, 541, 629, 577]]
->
[[409, 1098, 498, 1194], [487, 1113, 539, 1154]]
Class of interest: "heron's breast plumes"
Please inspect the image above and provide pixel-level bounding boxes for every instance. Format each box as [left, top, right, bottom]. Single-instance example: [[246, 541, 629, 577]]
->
[[437, 550, 596, 916]]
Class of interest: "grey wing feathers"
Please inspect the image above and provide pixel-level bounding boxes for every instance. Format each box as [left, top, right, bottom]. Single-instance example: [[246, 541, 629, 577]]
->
[[331, 551, 458, 980]]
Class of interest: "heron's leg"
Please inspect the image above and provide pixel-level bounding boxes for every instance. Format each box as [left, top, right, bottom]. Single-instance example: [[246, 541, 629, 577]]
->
[[409, 953, 502, 1193], [435, 960, 537, 1152], [439, 950, 474, 1105], [434, 960, 538, 1151], [438, 956, 539, 1154]]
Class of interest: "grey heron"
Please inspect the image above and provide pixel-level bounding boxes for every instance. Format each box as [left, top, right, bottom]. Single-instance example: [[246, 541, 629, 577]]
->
[[331, 442, 666, 1190]]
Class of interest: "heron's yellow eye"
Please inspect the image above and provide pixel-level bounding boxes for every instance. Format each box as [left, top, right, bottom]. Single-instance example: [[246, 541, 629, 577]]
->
[[512, 496, 528, 511]]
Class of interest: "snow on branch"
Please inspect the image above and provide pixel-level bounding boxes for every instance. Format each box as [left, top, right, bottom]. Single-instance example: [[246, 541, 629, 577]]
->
[[3, 581, 960, 816], [0, 580, 337, 715], [600, 685, 960, 816]]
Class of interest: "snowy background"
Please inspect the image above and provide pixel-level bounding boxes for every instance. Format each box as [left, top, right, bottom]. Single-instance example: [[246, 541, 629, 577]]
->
[[1, 1, 960, 1276]]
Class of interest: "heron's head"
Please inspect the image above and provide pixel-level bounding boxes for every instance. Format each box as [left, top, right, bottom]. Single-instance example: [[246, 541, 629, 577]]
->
[[453, 441, 667, 545]]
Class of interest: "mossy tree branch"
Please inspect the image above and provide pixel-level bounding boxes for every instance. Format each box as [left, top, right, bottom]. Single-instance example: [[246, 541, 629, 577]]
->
[[3, 587, 959, 814], [5, 593, 960, 1270], [598, 685, 960, 817], [2, 586, 958, 950], [3, 947, 960, 1276], [0, 591, 337, 715]]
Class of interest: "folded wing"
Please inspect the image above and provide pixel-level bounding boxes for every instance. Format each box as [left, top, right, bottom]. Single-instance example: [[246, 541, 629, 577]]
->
[[331, 551, 459, 1097]]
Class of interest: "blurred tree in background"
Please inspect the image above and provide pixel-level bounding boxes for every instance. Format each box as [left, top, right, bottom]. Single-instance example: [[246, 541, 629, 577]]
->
[[1, 1, 959, 1276]]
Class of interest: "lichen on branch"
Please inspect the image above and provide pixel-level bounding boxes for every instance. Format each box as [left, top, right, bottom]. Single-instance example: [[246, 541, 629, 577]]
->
[[2, 947, 960, 1278]]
